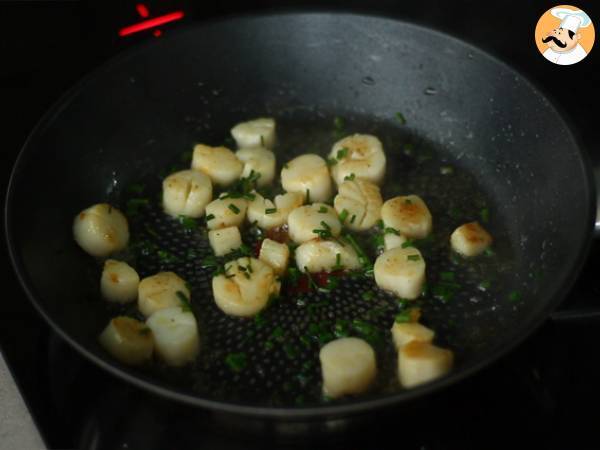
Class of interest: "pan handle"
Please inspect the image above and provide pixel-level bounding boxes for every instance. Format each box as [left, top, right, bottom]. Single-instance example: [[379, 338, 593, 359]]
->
[[594, 167, 600, 236]]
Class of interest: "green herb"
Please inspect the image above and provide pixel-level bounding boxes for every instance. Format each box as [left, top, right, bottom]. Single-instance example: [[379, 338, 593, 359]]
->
[[480, 207, 490, 223], [332, 253, 343, 271], [306, 189, 311, 203], [225, 170, 261, 200], [484, 248, 495, 257], [401, 239, 415, 248], [318, 206, 328, 213], [286, 267, 301, 284], [178, 215, 197, 230], [384, 227, 399, 236], [440, 271, 455, 281], [403, 143, 414, 156], [304, 269, 319, 291], [395, 311, 411, 323], [271, 326, 284, 341], [283, 163, 289, 169], [176, 291, 192, 312], [343, 234, 372, 272], [338, 209, 349, 223], [333, 116, 345, 132], [404, 198, 413, 205], [440, 165, 454, 175], [326, 158, 338, 167], [372, 233, 385, 251], [265, 207, 277, 214], [407, 254, 420, 261], [254, 313, 266, 328], [127, 183, 145, 195], [313, 221, 333, 240], [180, 150, 193, 163], [320, 276, 339, 292], [228, 204, 241, 214], [126, 198, 150, 215], [157, 249, 179, 264], [350, 214, 356, 224], [432, 284, 457, 302], [334, 319, 350, 338], [205, 213, 215, 221], [362, 291, 375, 301], [186, 248, 198, 259], [299, 335, 311, 348], [336, 147, 349, 160], [264, 340, 275, 350], [138, 327, 152, 336], [260, 135, 265, 147], [225, 353, 247, 372], [283, 344, 298, 359], [508, 291, 522, 302], [344, 173, 356, 181], [395, 112, 406, 125], [479, 280, 492, 291]]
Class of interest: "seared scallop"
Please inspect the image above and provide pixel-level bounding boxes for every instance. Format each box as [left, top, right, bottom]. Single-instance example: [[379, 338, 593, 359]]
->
[[334, 179, 382, 231], [162, 170, 212, 218], [235, 147, 276, 187], [295, 239, 360, 273], [450, 222, 492, 257], [192, 144, 243, 186], [381, 195, 432, 239], [73, 203, 129, 258], [100, 259, 139, 303], [99, 316, 154, 366], [231, 117, 276, 149], [246, 191, 304, 230], [281, 154, 332, 202], [287, 203, 341, 244], [138, 272, 190, 318], [374, 247, 425, 300], [329, 134, 386, 185]]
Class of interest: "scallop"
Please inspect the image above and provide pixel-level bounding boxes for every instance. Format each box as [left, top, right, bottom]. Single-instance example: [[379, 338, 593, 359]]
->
[[295, 239, 360, 273], [374, 247, 425, 300], [381, 195, 432, 239], [99, 316, 154, 366], [397, 341, 454, 388], [450, 222, 493, 257], [281, 154, 332, 202], [258, 238, 290, 275], [328, 134, 386, 185], [246, 191, 304, 230], [212, 257, 280, 317], [208, 226, 242, 256], [73, 203, 129, 258], [138, 272, 190, 318], [235, 147, 276, 187], [334, 179, 382, 231], [319, 337, 377, 398], [205, 196, 248, 230], [287, 203, 341, 244], [391, 322, 435, 350], [162, 169, 212, 218], [146, 306, 200, 367], [230, 117, 276, 149], [191, 144, 243, 186], [100, 259, 139, 303]]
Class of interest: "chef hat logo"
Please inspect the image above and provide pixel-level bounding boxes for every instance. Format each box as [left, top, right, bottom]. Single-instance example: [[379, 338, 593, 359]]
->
[[535, 4, 595, 66]]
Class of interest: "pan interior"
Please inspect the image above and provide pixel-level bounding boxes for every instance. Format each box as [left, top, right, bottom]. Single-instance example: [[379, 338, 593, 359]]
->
[[6, 14, 592, 411]]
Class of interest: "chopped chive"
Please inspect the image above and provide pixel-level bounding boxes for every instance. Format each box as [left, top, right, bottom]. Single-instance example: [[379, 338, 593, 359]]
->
[[326, 158, 338, 167], [244, 192, 256, 201], [350, 214, 356, 224], [157, 249, 179, 264], [440, 165, 454, 175], [265, 207, 277, 214], [401, 239, 415, 248], [338, 209, 349, 223], [480, 207, 490, 223], [508, 291, 522, 302], [318, 206, 328, 213], [362, 291, 375, 301], [178, 215, 197, 230], [404, 198, 413, 205], [336, 148, 348, 160], [407, 254, 421, 261], [332, 253, 343, 271], [479, 280, 492, 291], [395, 311, 411, 323], [344, 173, 356, 181], [333, 116, 345, 131], [306, 189, 311, 203], [484, 248, 495, 257], [225, 353, 247, 372], [260, 135, 265, 147], [228, 204, 241, 214], [205, 213, 215, 221], [138, 327, 152, 336], [176, 291, 192, 312], [254, 313, 266, 328], [395, 112, 406, 125], [384, 227, 399, 236], [440, 271, 455, 281]]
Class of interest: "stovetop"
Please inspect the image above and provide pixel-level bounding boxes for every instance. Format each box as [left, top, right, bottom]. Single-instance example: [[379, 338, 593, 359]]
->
[[2, 1, 600, 449]]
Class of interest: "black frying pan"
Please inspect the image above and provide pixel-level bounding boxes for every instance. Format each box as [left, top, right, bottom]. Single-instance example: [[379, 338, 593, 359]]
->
[[5, 13, 595, 418]]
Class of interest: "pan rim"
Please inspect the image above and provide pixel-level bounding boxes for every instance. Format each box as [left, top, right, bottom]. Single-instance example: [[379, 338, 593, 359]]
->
[[4, 10, 596, 419]]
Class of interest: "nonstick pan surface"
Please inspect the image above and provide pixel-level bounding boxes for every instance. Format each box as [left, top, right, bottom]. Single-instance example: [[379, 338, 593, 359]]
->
[[5, 13, 594, 418]]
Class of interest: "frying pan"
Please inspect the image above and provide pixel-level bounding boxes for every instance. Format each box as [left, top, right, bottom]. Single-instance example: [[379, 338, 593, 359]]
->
[[5, 13, 595, 419]]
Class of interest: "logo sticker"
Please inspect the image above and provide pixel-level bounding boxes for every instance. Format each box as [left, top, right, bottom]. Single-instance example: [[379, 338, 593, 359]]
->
[[535, 5, 594, 65]]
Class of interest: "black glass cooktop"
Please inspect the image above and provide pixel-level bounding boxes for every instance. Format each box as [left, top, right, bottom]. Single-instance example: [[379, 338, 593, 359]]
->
[[2, 1, 600, 449]]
